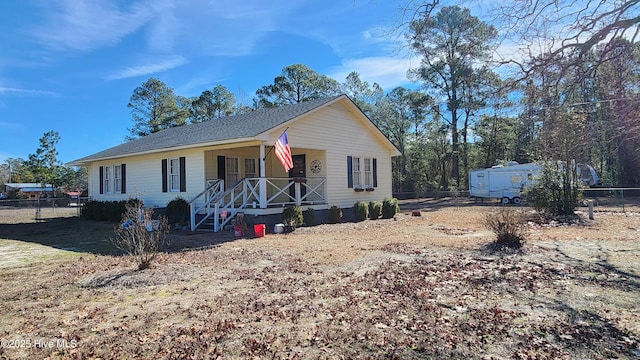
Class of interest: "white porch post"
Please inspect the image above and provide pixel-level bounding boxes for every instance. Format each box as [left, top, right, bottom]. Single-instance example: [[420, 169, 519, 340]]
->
[[259, 144, 267, 208]]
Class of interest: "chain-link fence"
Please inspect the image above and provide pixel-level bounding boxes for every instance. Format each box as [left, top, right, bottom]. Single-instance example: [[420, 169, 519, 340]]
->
[[0, 197, 89, 219], [396, 188, 640, 213], [581, 188, 640, 213]]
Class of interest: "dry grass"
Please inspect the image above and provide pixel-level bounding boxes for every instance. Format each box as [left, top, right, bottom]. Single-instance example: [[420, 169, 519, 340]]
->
[[0, 201, 639, 359]]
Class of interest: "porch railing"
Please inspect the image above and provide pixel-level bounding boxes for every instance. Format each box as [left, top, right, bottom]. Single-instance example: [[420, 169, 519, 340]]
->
[[188, 179, 224, 231], [188, 177, 327, 232]]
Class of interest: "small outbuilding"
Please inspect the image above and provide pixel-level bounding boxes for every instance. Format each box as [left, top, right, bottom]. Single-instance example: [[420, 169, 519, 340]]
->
[[4, 183, 55, 200]]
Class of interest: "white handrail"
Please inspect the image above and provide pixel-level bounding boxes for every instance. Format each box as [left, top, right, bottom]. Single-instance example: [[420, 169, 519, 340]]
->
[[189, 179, 223, 231], [189, 177, 327, 232]]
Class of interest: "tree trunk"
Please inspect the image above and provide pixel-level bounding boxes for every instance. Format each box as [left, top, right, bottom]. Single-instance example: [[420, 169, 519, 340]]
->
[[451, 107, 459, 188]]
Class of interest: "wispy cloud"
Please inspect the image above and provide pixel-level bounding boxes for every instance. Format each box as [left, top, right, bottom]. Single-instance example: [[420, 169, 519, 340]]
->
[[328, 56, 420, 91], [30, 0, 156, 51], [107, 55, 188, 80], [29, 0, 300, 57], [0, 87, 58, 96], [143, 0, 298, 56]]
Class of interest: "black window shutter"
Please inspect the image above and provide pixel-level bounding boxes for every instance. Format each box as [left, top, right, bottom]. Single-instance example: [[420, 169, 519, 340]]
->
[[161, 159, 168, 193], [179, 157, 186, 192], [99, 166, 104, 194], [121, 164, 127, 194], [373, 158, 378, 187], [347, 156, 353, 188]]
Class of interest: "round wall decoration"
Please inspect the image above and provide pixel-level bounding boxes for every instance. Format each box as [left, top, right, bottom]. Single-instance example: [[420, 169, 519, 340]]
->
[[310, 159, 322, 173]]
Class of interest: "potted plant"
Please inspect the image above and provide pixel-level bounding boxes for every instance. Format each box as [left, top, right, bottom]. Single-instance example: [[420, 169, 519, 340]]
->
[[282, 205, 303, 233]]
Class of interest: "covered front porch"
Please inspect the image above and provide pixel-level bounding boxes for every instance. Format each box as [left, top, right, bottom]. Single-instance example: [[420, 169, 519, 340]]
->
[[188, 143, 328, 231]]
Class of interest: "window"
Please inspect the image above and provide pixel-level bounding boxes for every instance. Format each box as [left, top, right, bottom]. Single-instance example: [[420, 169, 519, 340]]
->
[[352, 156, 361, 188], [170, 158, 181, 191], [162, 157, 185, 193], [245, 158, 257, 178], [100, 164, 126, 195], [226, 157, 239, 186], [114, 165, 122, 193], [348, 156, 377, 189], [364, 158, 372, 187], [104, 166, 112, 194]]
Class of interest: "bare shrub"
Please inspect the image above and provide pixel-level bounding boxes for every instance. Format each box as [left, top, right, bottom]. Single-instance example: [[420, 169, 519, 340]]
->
[[112, 199, 169, 270], [485, 208, 527, 251]]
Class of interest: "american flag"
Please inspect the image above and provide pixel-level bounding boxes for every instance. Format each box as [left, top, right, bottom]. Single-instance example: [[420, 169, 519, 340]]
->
[[274, 131, 293, 172]]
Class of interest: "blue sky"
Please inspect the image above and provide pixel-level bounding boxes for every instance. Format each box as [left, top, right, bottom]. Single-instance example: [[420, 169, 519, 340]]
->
[[0, 0, 420, 165]]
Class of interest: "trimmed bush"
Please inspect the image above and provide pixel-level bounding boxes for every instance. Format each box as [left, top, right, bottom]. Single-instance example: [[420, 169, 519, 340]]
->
[[103, 201, 126, 222], [282, 205, 303, 227], [303, 207, 315, 227], [484, 208, 527, 251], [81, 199, 141, 222], [353, 201, 369, 222], [328, 206, 342, 224], [382, 198, 399, 219], [369, 201, 382, 220], [81, 200, 99, 220], [166, 197, 189, 226]]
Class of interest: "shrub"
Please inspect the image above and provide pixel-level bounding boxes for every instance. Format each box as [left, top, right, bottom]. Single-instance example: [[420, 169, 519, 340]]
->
[[303, 207, 315, 227], [81, 200, 99, 220], [112, 199, 168, 270], [369, 201, 382, 220], [103, 201, 126, 222], [282, 205, 303, 227], [382, 198, 399, 219], [82, 200, 135, 222], [524, 162, 582, 216], [484, 208, 527, 251], [353, 201, 369, 222], [328, 206, 342, 224], [166, 197, 189, 226]]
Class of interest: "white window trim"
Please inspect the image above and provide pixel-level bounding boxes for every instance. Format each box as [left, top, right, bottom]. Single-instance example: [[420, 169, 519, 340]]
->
[[352, 156, 362, 188], [363, 158, 372, 188], [103, 166, 112, 194], [169, 158, 181, 192], [244, 158, 257, 179], [226, 156, 240, 186], [114, 165, 122, 194]]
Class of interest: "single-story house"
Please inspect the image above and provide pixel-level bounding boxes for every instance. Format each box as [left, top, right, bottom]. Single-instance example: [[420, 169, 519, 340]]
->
[[4, 183, 55, 199], [68, 95, 401, 231]]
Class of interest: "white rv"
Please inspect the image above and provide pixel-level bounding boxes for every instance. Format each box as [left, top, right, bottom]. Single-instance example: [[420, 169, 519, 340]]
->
[[469, 162, 599, 204]]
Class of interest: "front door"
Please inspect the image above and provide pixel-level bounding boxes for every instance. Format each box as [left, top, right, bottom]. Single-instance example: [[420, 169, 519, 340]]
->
[[289, 154, 306, 199]]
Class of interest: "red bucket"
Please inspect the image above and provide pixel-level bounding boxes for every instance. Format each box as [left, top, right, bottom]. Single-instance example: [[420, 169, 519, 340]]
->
[[253, 224, 266, 238]]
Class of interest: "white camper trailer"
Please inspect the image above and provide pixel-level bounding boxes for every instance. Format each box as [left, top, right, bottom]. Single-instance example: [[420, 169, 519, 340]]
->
[[469, 162, 540, 204], [468, 162, 599, 204]]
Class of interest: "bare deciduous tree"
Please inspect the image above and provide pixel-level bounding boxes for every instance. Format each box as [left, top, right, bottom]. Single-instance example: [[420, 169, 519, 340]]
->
[[112, 199, 169, 270]]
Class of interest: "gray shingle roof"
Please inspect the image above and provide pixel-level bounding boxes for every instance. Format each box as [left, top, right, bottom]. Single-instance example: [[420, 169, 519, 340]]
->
[[69, 95, 344, 165]]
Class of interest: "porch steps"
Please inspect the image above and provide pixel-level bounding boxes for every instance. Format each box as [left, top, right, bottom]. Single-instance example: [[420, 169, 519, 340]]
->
[[194, 214, 233, 232]]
